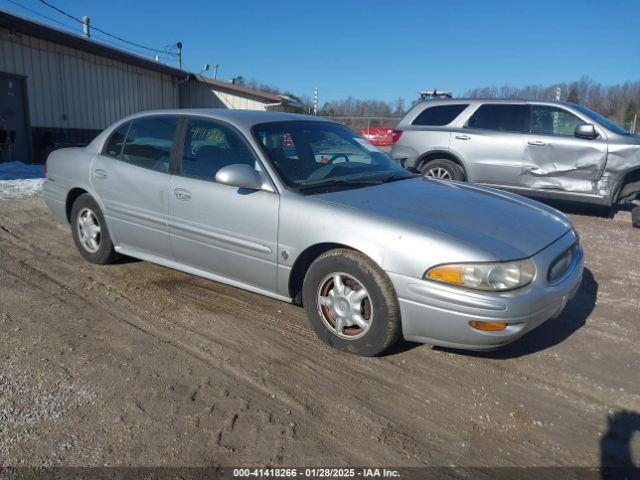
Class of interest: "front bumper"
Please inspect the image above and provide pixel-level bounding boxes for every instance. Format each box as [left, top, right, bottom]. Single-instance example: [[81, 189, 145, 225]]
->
[[389, 229, 583, 350]]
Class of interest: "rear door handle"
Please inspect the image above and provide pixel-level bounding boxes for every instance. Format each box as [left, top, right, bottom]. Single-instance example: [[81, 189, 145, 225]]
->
[[93, 169, 108, 179], [528, 140, 546, 146], [455, 134, 471, 140], [173, 188, 192, 201]]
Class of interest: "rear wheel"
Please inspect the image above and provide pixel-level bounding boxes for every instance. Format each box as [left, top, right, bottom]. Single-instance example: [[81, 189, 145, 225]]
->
[[302, 249, 401, 356], [632, 205, 640, 229], [420, 159, 465, 181], [70, 194, 120, 264]]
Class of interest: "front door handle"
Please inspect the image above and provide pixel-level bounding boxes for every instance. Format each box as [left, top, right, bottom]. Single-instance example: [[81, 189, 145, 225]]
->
[[528, 140, 546, 146], [93, 169, 108, 179], [173, 188, 192, 201], [455, 134, 471, 140]]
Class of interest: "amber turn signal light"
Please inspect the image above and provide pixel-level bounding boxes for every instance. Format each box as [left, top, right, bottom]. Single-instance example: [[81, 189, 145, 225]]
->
[[469, 321, 508, 332]]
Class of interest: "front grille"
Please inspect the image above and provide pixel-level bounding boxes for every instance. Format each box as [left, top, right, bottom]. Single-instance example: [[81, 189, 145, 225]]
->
[[548, 242, 580, 284]]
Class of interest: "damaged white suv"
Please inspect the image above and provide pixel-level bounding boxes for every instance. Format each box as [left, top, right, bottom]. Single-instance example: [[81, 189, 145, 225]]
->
[[391, 99, 640, 227]]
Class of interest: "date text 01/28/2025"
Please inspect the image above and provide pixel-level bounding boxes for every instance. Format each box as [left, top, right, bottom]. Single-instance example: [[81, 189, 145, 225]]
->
[[232, 468, 401, 478]]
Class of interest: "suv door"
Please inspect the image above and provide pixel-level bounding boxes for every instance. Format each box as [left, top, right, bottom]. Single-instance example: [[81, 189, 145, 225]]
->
[[168, 116, 279, 292], [91, 115, 179, 258], [523, 104, 608, 193], [449, 103, 530, 185]]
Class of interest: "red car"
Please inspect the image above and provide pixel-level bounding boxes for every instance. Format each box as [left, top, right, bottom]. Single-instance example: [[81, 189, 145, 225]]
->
[[358, 126, 394, 146]]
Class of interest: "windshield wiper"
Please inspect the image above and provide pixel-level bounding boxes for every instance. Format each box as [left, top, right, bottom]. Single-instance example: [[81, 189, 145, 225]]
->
[[298, 175, 414, 192], [297, 179, 375, 191]]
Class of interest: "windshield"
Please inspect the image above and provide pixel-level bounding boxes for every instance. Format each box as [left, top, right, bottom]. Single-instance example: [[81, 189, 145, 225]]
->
[[572, 104, 630, 135], [253, 121, 414, 193]]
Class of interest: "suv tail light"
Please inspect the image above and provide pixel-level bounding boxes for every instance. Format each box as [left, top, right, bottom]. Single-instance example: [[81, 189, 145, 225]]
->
[[391, 130, 403, 144]]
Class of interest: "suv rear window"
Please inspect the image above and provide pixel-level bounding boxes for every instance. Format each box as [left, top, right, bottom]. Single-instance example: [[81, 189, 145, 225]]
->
[[466, 104, 530, 133], [413, 104, 468, 126]]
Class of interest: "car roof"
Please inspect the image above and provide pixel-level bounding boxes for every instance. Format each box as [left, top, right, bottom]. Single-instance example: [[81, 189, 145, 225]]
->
[[122, 108, 333, 128], [413, 98, 579, 107]]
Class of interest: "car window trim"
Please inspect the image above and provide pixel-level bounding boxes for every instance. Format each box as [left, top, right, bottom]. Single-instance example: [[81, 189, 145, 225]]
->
[[463, 103, 531, 134], [174, 114, 278, 191]]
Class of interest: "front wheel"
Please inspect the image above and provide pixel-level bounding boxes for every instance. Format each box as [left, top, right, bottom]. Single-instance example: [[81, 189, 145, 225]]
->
[[302, 249, 401, 356], [420, 159, 465, 181]]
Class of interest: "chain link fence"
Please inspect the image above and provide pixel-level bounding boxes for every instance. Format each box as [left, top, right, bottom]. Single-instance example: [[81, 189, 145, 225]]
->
[[321, 116, 402, 132]]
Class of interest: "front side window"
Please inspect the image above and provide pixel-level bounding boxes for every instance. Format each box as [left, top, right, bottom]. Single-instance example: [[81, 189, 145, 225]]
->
[[253, 121, 413, 193], [102, 122, 130, 158], [121, 116, 179, 173], [180, 118, 256, 181], [531, 105, 583, 136], [466, 104, 529, 133], [412, 104, 468, 126]]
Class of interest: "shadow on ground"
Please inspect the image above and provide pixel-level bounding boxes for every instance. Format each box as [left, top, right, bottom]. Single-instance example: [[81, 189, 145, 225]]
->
[[600, 410, 640, 478]]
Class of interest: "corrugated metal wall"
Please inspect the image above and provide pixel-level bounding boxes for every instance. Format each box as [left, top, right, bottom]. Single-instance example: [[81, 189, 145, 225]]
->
[[0, 26, 179, 130], [179, 80, 269, 111]]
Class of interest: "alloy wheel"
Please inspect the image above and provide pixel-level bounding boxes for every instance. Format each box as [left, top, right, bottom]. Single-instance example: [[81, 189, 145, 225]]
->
[[76, 208, 101, 253], [316, 272, 373, 339], [425, 167, 452, 179]]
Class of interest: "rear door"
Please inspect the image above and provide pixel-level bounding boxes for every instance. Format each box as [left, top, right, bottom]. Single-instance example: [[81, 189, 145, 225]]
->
[[168, 116, 279, 292], [91, 115, 179, 258], [522, 104, 608, 193], [449, 103, 529, 185]]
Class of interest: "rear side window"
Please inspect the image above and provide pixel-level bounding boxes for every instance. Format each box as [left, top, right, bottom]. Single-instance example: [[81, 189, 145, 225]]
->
[[102, 122, 130, 158], [180, 117, 256, 181], [412, 104, 468, 126], [121, 116, 179, 173], [466, 104, 530, 133]]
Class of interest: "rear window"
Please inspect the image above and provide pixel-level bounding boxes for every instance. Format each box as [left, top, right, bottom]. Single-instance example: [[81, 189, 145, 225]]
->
[[466, 104, 530, 133], [412, 104, 468, 126], [121, 116, 179, 173]]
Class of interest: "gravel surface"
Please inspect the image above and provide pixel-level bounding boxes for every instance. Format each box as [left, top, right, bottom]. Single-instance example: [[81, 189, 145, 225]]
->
[[0, 195, 638, 468]]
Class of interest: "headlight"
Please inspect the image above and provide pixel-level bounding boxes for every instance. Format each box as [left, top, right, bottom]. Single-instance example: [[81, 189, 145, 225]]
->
[[425, 259, 535, 291]]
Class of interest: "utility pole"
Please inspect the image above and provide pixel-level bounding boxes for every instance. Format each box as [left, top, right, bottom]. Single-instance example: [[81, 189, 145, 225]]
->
[[555, 87, 561, 101], [176, 42, 183, 69], [82, 16, 90, 38], [214, 64, 219, 80], [313, 87, 318, 116], [632, 114, 637, 134]]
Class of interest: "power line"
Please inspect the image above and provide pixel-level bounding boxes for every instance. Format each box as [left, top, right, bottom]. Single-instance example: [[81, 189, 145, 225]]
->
[[3, 0, 178, 62], [36, 0, 178, 57]]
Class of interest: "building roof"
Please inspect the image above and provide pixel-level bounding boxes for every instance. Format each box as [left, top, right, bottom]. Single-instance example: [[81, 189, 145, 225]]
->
[[0, 8, 187, 77], [194, 76, 283, 103]]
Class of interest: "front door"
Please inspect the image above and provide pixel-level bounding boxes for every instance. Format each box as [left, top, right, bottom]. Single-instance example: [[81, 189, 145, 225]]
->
[[168, 116, 279, 292], [91, 115, 180, 258], [0, 74, 30, 162], [522, 104, 609, 193], [449, 103, 530, 186]]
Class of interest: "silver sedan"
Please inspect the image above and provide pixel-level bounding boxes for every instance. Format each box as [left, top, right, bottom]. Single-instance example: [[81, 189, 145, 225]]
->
[[43, 110, 583, 356]]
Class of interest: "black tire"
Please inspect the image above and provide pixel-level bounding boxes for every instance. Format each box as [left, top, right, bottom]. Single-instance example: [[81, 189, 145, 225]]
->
[[419, 158, 465, 181], [70, 193, 120, 264], [632, 205, 640, 229], [302, 248, 401, 356]]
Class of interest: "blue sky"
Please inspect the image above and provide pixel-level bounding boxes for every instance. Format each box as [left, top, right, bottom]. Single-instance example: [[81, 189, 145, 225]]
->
[[4, 0, 639, 104]]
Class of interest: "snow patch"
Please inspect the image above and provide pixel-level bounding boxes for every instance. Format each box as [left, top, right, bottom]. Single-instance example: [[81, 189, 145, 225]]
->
[[0, 162, 45, 199]]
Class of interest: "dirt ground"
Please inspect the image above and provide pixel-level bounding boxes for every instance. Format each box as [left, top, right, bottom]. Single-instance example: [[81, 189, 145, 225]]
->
[[0, 195, 638, 470]]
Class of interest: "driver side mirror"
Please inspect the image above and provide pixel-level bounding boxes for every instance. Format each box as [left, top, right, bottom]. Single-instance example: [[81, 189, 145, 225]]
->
[[574, 123, 597, 140], [215, 164, 269, 191]]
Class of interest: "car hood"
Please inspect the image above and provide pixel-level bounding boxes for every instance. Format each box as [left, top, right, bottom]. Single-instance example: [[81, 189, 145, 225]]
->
[[313, 177, 572, 260]]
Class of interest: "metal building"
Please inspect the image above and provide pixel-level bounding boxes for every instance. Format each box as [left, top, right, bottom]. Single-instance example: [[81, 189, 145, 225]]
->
[[0, 9, 299, 163]]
